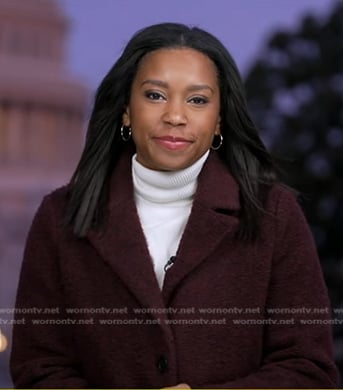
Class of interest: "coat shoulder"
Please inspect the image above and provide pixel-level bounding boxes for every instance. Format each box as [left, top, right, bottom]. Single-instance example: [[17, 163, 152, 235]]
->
[[261, 183, 309, 241], [265, 184, 300, 216], [32, 185, 69, 232], [44, 184, 69, 205]]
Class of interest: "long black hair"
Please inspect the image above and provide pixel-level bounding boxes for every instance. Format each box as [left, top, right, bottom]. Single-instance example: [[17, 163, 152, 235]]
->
[[65, 22, 277, 240]]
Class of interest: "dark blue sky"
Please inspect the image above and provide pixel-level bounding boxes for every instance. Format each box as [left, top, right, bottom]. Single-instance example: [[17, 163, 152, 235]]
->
[[60, 0, 335, 89]]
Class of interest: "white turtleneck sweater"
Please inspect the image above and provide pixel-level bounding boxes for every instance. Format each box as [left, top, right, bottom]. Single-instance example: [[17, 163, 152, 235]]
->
[[132, 151, 209, 289]]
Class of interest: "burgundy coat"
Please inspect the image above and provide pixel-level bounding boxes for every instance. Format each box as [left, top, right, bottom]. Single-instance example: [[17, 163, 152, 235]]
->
[[11, 149, 339, 388]]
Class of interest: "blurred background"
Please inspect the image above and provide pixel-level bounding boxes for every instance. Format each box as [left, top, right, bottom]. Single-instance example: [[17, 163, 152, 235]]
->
[[0, 0, 342, 387]]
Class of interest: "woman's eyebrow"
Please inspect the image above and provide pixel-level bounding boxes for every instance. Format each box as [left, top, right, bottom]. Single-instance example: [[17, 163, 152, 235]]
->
[[187, 84, 214, 93], [141, 79, 168, 88], [141, 79, 214, 93]]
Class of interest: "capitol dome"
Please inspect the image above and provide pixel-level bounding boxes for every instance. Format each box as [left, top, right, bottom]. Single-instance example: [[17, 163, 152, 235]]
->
[[0, 0, 88, 175]]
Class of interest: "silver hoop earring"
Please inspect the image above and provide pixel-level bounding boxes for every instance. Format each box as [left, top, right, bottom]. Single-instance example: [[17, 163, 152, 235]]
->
[[120, 125, 131, 142], [211, 134, 223, 150]]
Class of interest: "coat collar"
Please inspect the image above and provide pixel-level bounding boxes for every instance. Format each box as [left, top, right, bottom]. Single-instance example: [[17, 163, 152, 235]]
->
[[191, 148, 240, 211], [161, 151, 240, 304], [88, 147, 240, 318]]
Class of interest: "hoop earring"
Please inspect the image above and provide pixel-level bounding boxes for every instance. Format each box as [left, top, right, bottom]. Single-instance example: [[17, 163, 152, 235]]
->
[[211, 134, 223, 150], [120, 125, 131, 142]]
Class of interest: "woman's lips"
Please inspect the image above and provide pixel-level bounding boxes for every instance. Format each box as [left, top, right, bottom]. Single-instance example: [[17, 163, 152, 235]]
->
[[153, 136, 193, 151]]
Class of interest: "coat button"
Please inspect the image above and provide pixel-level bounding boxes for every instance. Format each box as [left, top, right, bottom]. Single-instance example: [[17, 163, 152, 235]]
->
[[156, 355, 168, 373]]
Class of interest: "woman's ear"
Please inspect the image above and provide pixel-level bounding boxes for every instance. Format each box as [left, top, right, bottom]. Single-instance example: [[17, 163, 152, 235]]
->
[[122, 107, 131, 127]]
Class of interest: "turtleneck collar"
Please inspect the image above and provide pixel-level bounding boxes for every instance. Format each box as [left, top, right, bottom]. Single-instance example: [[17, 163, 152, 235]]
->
[[131, 150, 210, 204]]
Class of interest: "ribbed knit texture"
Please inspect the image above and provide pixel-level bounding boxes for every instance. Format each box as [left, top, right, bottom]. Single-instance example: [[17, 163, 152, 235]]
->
[[132, 151, 209, 289]]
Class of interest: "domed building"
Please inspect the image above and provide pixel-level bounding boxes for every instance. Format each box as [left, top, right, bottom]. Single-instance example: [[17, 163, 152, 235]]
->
[[0, 0, 88, 174], [0, 0, 89, 386]]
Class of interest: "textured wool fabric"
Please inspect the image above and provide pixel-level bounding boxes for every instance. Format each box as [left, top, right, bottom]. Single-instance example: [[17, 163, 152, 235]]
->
[[11, 147, 339, 388], [132, 151, 209, 289]]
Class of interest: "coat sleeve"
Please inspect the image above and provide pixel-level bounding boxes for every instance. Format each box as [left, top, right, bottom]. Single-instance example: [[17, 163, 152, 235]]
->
[[10, 195, 89, 388], [202, 188, 339, 389]]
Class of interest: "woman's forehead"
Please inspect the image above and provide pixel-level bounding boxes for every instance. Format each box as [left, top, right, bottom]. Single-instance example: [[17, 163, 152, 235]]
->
[[134, 48, 219, 84]]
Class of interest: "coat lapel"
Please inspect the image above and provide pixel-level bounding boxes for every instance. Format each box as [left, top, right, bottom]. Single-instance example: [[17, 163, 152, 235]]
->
[[87, 148, 167, 324], [162, 152, 241, 304]]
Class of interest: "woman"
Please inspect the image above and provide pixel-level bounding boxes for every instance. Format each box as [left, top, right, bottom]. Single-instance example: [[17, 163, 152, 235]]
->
[[10, 23, 339, 388]]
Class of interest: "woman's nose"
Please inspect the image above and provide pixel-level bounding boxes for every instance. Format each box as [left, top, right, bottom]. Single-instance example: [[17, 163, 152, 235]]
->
[[162, 100, 187, 126]]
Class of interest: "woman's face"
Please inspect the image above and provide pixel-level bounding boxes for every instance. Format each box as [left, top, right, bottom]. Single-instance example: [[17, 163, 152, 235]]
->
[[123, 48, 221, 171]]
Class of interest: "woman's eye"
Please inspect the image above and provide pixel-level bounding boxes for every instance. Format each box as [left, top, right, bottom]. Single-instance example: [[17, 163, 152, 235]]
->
[[189, 96, 208, 105], [145, 91, 165, 100]]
